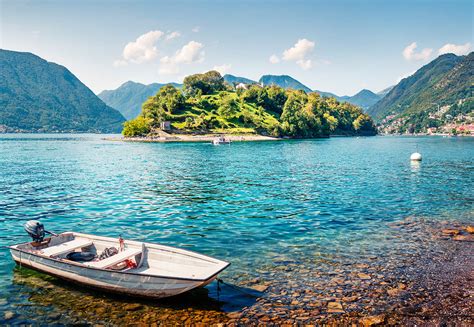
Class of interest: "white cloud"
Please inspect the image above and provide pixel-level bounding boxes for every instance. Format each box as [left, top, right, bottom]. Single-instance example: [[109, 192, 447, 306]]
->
[[159, 41, 205, 75], [174, 41, 204, 63], [212, 64, 232, 75], [118, 30, 164, 64], [297, 59, 312, 70], [274, 38, 315, 70], [192, 26, 200, 33], [283, 38, 315, 61], [166, 31, 181, 40], [402, 42, 432, 61], [438, 42, 472, 56], [269, 54, 280, 64]]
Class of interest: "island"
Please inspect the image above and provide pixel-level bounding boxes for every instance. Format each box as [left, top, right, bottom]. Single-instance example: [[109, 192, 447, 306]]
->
[[121, 71, 377, 141]]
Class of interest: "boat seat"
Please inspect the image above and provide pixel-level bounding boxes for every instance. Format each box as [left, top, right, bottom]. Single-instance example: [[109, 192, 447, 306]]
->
[[41, 238, 93, 257], [87, 248, 142, 269]]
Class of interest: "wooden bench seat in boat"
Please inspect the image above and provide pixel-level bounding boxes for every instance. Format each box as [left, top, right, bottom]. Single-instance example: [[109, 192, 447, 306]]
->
[[87, 248, 142, 269], [41, 238, 93, 257]]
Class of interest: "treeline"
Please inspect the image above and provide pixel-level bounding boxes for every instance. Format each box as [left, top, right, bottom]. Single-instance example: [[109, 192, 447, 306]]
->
[[123, 71, 377, 138]]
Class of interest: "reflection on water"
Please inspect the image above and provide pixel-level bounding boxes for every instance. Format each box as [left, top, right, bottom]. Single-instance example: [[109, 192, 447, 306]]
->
[[0, 134, 473, 324]]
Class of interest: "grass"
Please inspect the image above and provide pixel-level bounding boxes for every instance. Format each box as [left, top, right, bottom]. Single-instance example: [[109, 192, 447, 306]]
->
[[166, 92, 280, 134]]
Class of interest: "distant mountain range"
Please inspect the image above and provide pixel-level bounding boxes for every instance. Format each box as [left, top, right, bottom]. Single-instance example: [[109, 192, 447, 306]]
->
[[223, 74, 256, 86], [0, 49, 125, 133], [260, 75, 383, 109], [98, 81, 181, 120], [368, 52, 473, 121], [259, 75, 313, 93]]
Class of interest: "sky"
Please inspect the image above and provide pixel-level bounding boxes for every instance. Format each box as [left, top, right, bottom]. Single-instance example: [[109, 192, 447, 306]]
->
[[1, 0, 472, 96]]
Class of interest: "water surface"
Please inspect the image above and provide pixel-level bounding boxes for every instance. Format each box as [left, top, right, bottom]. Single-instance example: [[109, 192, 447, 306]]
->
[[0, 134, 472, 324]]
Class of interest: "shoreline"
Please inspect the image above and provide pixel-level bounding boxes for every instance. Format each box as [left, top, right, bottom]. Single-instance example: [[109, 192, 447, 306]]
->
[[5, 219, 473, 325], [105, 133, 378, 143], [107, 134, 281, 143]]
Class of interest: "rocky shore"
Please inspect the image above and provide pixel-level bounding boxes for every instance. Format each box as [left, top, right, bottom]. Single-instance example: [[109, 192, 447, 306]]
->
[[3, 218, 473, 325]]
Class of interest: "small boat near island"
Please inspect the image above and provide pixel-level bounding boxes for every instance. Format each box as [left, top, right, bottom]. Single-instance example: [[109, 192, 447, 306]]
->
[[212, 135, 231, 145], [8, 221, 230, 298]]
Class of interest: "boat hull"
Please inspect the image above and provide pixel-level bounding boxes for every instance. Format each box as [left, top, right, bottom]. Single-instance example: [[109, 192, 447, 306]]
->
[[10, 248, 216, 298]]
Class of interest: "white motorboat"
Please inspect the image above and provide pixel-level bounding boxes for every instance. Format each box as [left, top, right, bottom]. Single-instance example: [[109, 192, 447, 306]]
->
[[9, 221, 230, 298], [212, 136, 231, 145]]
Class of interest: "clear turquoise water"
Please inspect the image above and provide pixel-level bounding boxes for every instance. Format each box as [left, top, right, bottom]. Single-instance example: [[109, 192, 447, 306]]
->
[[0, 134, 473, 323]]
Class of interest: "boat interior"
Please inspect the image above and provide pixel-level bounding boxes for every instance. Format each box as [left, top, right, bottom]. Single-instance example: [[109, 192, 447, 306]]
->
[[13, 232, 228, 280]]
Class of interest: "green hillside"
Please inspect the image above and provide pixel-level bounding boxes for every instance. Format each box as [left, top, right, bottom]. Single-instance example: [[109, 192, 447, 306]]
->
[[368, 53, 465, 120], [0, 49, 125, 133], [123, 71, 376, 138], [368, 52, 473, 133]]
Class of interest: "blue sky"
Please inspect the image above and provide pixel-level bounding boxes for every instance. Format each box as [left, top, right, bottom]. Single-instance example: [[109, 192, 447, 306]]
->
[[1, 0, 472, 95]]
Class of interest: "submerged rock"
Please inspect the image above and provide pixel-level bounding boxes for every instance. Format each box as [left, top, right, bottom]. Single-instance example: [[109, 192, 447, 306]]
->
[[453, 235, 474, 242], [358, 273, 371, 280], [250, 284, 268, 292], [327, 302, 345, 313], [4, 311, 15, 320], [359, 314, 385, 326], [123, 303, 143, 311], [441, 229, 460, 236]]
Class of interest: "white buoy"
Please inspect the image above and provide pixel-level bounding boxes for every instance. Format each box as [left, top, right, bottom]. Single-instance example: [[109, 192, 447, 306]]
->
[[410, 152, 422, 161]]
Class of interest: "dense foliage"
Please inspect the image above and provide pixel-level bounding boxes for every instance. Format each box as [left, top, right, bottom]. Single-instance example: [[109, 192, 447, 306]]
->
[[123, 71, 376, 138], [183, 71, 226, 96], [0, 49, 125, 133]]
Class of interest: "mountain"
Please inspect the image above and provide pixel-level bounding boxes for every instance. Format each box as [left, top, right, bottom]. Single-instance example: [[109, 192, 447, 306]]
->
[[98, 81, 181, 120], [223, 74, 256, 86], [347, 89, 381, 109], [313, 89, 381, 110], [369, 52, 473, 134], [0, 49, 125, 133], [368, 53, 468, 121], [314, 90, 341, 99], [377, 85, 394, 97], [259, 75, 313, 93]]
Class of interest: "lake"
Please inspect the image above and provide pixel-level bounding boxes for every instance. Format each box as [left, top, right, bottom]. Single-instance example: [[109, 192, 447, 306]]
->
[[0, 134, 473, 324]]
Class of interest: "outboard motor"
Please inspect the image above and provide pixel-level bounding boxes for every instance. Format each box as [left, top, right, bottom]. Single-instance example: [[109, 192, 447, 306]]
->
[[24, 220, 55, 242]]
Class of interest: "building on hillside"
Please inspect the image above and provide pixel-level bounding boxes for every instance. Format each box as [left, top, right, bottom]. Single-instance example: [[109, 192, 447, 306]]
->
[[236, 83, 247, 90], [160, 121, 171, 131]]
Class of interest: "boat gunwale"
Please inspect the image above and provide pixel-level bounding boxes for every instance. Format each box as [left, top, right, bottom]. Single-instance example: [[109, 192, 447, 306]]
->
[[8, 233, 230, 282]]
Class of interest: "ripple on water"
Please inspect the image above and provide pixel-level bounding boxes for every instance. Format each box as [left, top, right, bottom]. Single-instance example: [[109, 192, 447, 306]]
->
[[0, 134, 473, 324]]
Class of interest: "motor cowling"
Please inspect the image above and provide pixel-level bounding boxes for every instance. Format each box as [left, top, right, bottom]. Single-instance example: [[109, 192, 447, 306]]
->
[[24, 220, 46, 242]]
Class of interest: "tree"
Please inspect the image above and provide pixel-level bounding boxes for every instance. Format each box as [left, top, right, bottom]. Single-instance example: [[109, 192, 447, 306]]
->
[[185, 117, 194, 128], [122, 116, 151, 136], [217, 94, 239, 118], [353, 114, 376, 134], [183, 70, 225, 96], [142, 85, 185, 126], [266, 85, 288, 115], [280, 91, 308, 137]]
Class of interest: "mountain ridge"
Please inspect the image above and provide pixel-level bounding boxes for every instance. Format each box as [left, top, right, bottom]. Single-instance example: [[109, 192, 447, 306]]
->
[[0, 49, 125, 133], [369, 52, 473, 134]]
